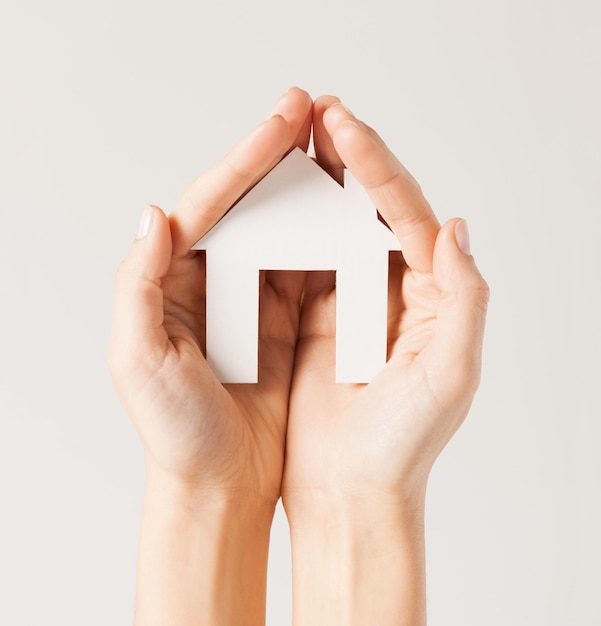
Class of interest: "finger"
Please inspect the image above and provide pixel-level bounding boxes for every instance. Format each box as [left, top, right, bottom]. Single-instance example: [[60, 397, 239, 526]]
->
[[387, 250, 407, 353], [263, 268, 306, 380], [313, 95, 345, 184], [322, 102, 440, 274], [170, 87, 313, 257], [254, 272, 304, 392], [109, 205, 172, 378], [295, 271, 337, 375], [422, 218, 490, 401], [265, 269, 306, 301], [302, 270, 336, 303], [293, 96, 313, 153]]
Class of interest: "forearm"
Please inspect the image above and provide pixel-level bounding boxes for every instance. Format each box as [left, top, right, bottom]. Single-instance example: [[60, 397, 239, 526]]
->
[[135, 464, 275, 626], [287, 491, 427, 626]]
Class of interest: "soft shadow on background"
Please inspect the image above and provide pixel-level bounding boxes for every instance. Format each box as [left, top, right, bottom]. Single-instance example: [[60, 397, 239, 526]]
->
[[1, 1, 599, 624]]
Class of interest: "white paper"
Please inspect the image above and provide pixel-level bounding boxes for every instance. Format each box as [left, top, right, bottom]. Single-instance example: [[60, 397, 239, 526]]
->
[[192, 147, 401, 383]]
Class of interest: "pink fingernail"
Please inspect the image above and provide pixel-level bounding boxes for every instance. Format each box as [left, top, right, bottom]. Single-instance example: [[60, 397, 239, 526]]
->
[[331, 101, 354, 117], [137, 205, 153, 239], [455, 219, 471, 255]]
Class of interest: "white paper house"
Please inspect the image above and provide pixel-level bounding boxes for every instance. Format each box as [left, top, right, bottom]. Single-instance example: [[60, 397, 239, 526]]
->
[[192, 147, 401, 383]]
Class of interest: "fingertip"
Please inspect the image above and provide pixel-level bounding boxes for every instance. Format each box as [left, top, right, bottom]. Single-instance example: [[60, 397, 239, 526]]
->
[[434, 218, 488, 294], [312, 96, 346, 184], [264, 88, 313, 154], [136, 205, 154, 239], [135, 203, 166, 230], [111, 206, 172, 376], [137, 204, 170, 242], [322, 105, 374, 166], [286, 85, 312, 101], [314, 94, 341, 115], [128, 204, 172, 279], [426, 219, 489, 398], [322, 100, 351, 129], [434, 218, 465, 264], [267, 88, 313, 152], [437, 218, 473, 259], [294, 102, 314, 153], [269, 86, 313, 121], [329, 100, 355, 116], [454, 219, 471, 256]]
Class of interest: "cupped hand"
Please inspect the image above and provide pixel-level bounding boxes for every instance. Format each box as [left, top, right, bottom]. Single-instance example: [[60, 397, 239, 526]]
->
[[108, 88, 312, 506], [283, 97, 489, 510]]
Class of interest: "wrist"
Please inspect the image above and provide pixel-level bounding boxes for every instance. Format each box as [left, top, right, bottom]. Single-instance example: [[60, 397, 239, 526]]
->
[[286, 488, 427, 550], [135, 462, 275, 626], [283, 474, 428, 526], [144, 458, 278, 519], [285, 490, 427, 626]]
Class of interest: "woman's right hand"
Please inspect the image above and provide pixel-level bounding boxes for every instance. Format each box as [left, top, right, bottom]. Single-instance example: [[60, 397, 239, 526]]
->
[[108, 87, 313, 508]]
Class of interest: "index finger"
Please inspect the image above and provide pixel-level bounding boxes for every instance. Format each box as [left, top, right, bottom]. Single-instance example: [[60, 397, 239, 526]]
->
[[312, 94, 345, 184], [322, 102, 440, 274], [169, 87, 313, 257]]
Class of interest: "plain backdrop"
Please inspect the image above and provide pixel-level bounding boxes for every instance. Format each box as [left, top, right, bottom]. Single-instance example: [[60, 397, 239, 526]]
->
[[1, 0, 599, 624]]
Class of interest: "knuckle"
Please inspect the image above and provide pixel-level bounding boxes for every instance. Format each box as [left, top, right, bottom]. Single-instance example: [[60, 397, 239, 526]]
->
[[477, 281, 491, 310], [180, 191, 221, 225], [222, 154, 257, 183], [115, 254, 147, 288], [468, 276, 490, 314], [115, 256, 134, 281]]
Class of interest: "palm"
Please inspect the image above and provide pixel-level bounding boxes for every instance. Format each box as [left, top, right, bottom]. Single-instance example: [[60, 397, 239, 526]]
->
[[109, 87, 314, 503], [282, 96, 482, 502], [131, 251, 302, 504], [283, 261, 445, 499]]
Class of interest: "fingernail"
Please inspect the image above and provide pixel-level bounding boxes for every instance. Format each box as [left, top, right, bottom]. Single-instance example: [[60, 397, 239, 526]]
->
[[269, 90, 290, 116], [137, 205, 153, 239], [455, 219, 471, 255], [331, 101, 354, 116], [340, 119, 360, 130]]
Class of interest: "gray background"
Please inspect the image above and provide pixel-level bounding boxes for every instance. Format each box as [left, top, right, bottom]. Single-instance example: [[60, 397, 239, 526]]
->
[[1, 0, 599, 623]]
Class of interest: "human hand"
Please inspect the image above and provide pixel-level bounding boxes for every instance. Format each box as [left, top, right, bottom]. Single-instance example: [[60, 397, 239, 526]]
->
[[282, 96, 489, 625], [283, 96, 489, 506], [108, 87, 312, 506], [109, 88, 314, 625]]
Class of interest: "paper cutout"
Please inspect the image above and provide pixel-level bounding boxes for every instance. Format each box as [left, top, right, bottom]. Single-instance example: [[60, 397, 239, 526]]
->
[[192, 147, 401, 383]]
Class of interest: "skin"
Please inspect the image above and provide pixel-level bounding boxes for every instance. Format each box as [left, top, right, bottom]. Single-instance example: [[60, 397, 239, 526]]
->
[[283, 97, 489, 625], [109, 87, 313, 625], [284, 96, 489, 504], [108, 87, 489, 625], [110, 88, 312, 506]]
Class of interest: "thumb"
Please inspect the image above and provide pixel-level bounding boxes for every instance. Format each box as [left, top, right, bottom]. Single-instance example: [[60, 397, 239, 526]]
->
[[423, 218, 490, 401], [109, 205, 172, 379]]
